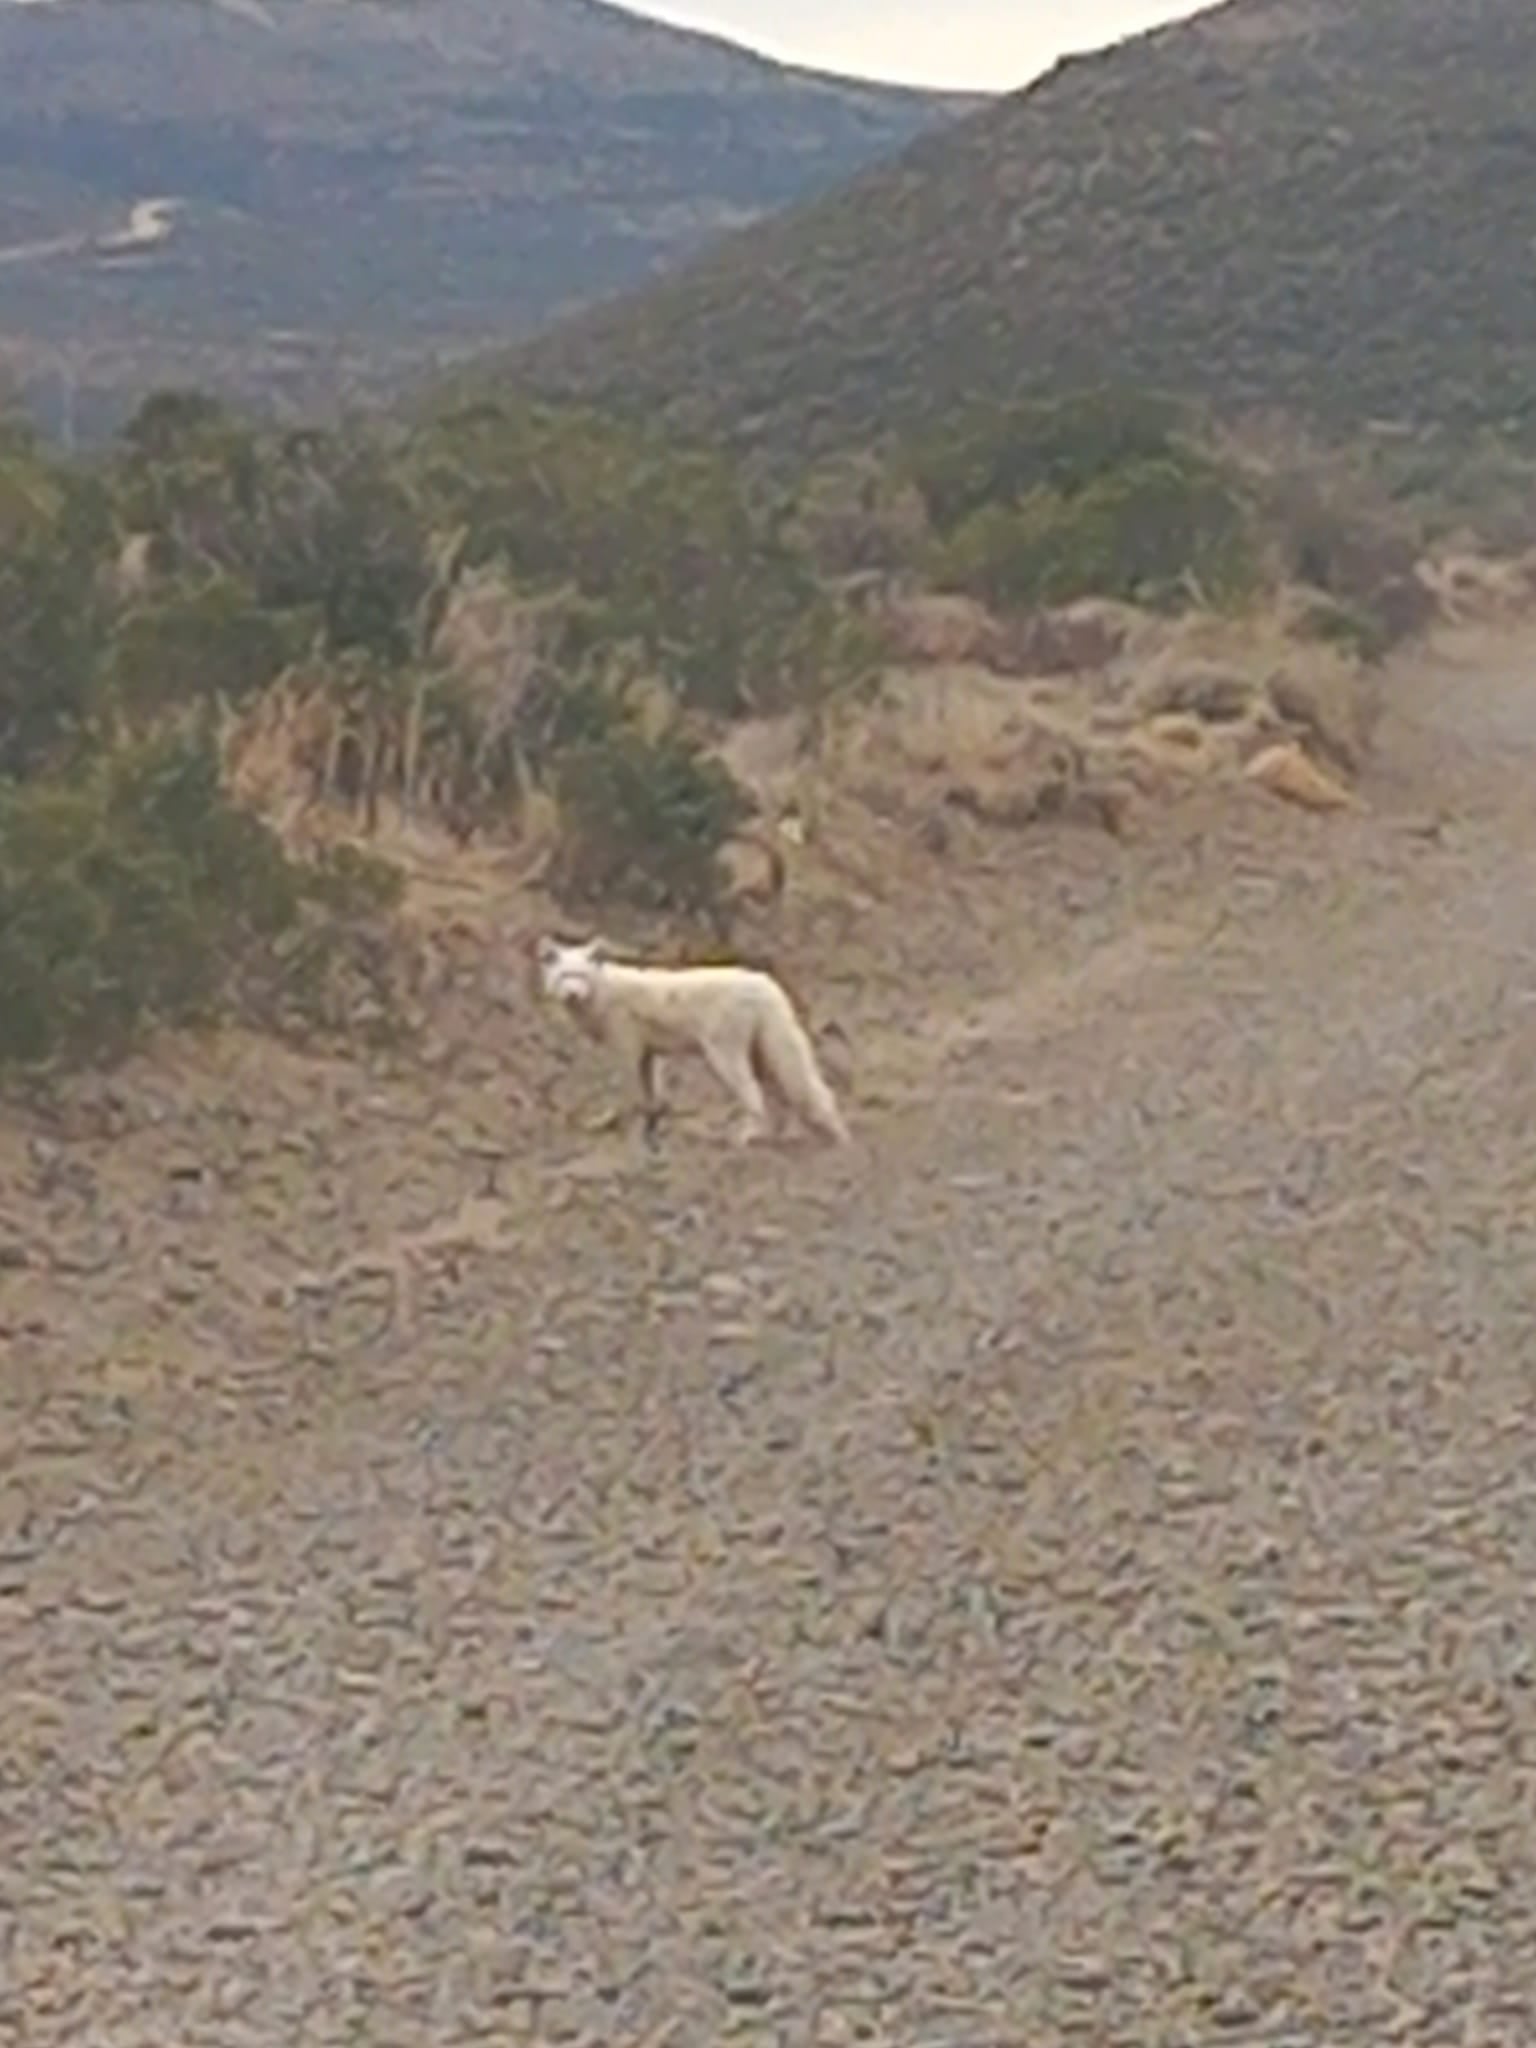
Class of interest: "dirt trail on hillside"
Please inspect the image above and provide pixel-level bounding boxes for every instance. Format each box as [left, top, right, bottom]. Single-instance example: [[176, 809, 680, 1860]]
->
[[6, 622, 1536, 2044]]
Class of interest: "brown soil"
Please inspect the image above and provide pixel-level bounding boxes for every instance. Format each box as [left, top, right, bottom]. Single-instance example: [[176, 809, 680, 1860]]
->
[[5, 620, 1536, 2044]]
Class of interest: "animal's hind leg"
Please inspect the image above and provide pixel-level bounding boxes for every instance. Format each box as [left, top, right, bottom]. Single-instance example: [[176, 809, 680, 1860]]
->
[[702, 1038, 772, 1146]]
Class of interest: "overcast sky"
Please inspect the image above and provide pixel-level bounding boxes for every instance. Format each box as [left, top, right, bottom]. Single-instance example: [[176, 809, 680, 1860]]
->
[[628, 1, 1213, 90]]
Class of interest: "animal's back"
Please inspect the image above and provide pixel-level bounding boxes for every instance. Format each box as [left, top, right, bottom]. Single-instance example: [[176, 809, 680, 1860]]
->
[[666, 963, 778, 998], [604, 959, 779, 1012]]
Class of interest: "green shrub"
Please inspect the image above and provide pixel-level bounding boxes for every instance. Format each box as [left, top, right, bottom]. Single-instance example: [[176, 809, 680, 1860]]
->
[[935, 454, 1253, 611], [107, 720, 298, 924], [119, 388, 237, 465], [113, 401, 435, 673], [910, 388, 1189, 535], [103, 573, 307, 720], [0, 726, 302, 1067], [781, 449, 932, 576], [911, 390, 1255, 614], [0, 461, 111, 778], [113, 390, 268, 578], [511, 666, 638, 782], [1071, 455, 1254, 605], [550, 724, 755, 923], [253, 430, 433, 668], [411, 399, 865, 717], [300, 840, 406, 920]]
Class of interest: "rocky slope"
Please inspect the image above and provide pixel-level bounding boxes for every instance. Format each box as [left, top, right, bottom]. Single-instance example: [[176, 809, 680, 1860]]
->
[[6, 617, 1536, 2041]]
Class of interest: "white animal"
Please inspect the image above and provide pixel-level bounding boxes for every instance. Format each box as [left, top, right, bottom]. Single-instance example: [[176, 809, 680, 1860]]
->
[[535, 934, 851, 1147]]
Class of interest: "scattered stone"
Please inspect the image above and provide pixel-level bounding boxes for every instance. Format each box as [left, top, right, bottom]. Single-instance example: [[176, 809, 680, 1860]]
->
[[1244, 740, 1359, 812]]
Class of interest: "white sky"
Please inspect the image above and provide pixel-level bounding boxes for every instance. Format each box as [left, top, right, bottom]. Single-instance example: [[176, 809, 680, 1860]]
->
[[624, 1, 1214, 91]]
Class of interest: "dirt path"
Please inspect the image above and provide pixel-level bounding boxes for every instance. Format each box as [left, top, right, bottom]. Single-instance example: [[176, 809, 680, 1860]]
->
[[6, 623, 1536, 2044]]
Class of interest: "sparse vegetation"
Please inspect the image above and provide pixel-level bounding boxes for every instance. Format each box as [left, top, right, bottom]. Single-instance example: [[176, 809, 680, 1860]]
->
[[0, 361, 1482, 1077], [409, 400, 870, 718], [0, 404, 420, 1070], [0, 383, 882, 1068]]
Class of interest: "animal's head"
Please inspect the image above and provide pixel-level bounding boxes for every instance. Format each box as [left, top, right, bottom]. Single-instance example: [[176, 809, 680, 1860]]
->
[[534, 933, 610, 1006]]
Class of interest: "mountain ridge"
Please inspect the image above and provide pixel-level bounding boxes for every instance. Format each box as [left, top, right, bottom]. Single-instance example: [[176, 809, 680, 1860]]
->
[[495, 0, 1536, 460]]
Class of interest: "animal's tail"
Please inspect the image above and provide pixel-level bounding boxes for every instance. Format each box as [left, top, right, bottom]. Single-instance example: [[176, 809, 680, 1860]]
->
[[755, 994, 852, 1145]]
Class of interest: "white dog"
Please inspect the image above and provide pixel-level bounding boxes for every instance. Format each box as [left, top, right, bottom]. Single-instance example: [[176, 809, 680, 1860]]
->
[[535, 934, 851, 1147]]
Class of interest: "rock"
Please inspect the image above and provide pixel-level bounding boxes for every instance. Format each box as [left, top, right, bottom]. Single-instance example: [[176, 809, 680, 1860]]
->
[[876, 591, 1008, 667], [1267, 662, 1375, 775], [942, 723, 1086, 829], [701, 1272, 752, 1303], [1065, 778, 1134, 839], [1133, 659, 1260, 726], [1373, 570, 1438, 643], [998, 600, 1140, 676], [916, 811, 951, 855], [708, 1321, 760, 1345], [1244, 741, 1358, 812], [1144, 712, 1210, 752], [877, 592, 1144, 677]]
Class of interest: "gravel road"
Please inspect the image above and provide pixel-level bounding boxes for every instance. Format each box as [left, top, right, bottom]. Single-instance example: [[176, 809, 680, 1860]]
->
[[5, 623, 1536, 2044]]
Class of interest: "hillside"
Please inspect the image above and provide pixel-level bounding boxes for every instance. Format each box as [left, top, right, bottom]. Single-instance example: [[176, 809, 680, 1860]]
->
[[0, 0, 973, 433], [500, 0, 1536, 458]]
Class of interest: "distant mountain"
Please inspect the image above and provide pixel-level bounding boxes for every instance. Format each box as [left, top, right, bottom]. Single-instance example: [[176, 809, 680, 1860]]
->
[[0, 0, 976, 434], [498, 0, 1536, 460]]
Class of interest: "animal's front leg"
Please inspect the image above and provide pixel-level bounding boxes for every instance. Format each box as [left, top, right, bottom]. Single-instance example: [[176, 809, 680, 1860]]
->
[[637, 1048, 666, 1145]]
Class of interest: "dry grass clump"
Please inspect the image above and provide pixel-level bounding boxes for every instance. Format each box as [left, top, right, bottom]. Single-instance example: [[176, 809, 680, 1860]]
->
[[1417, 547, 1536, 624], [816, 580, 1387, 850]]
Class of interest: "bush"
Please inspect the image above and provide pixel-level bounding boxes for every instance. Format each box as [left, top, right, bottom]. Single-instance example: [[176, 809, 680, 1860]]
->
[[411, 399, 866, 717], [781, 449, 932, 576], [113, 390, 269, 577], [0, 725, 409, 1071], [103, 573, 307, 720], [252, 429, 433, 667], [1220, 421, 1428, 632], [0, 459, 111, 778], [299, 840, 406, 920], [113, 401, 436, 674], [510, 665, 636, 782], [910, 390, 1255, 614], [550, 724, 755, 924], [910, 388, 1190, 535], [935, 454, 1253, 611]]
